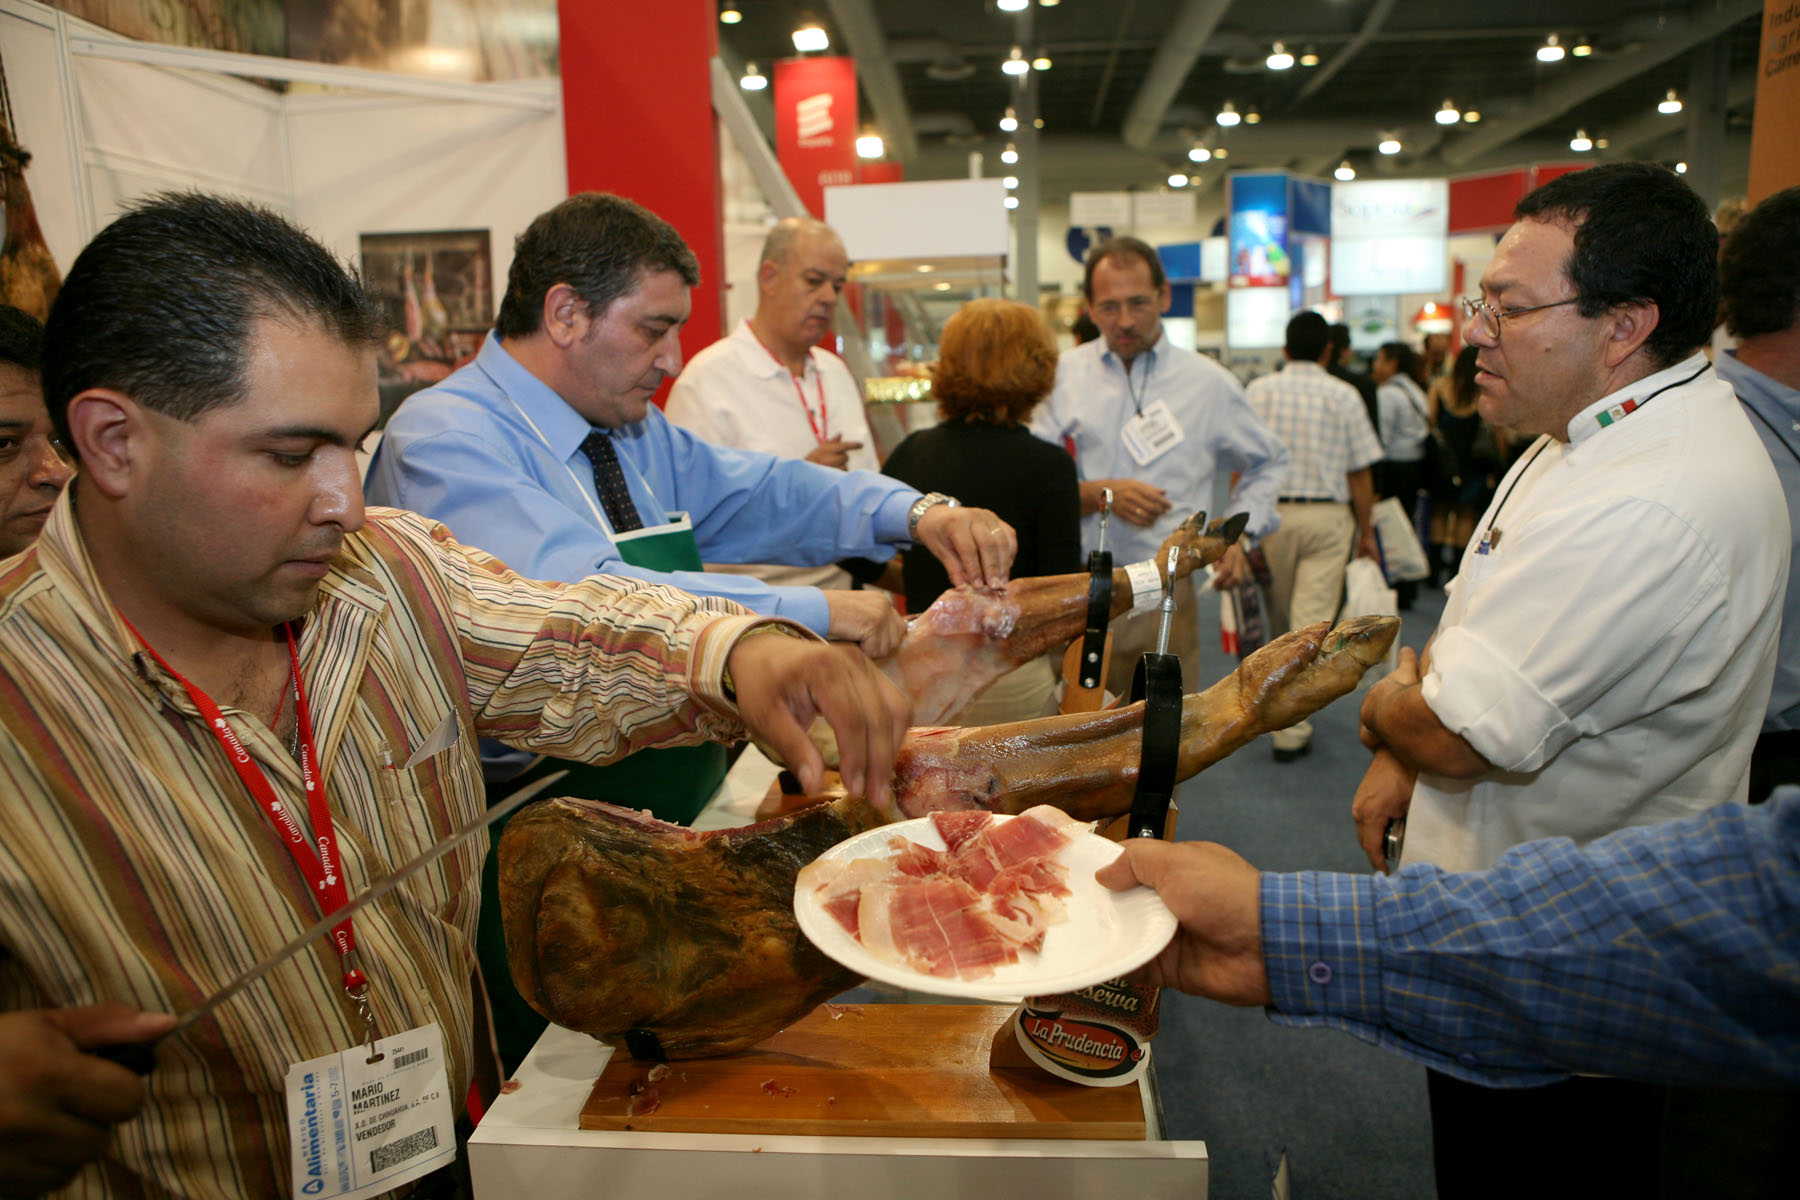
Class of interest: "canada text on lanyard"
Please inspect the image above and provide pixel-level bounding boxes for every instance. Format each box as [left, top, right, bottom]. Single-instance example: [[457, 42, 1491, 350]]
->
[[123, 615, 378, 1037]]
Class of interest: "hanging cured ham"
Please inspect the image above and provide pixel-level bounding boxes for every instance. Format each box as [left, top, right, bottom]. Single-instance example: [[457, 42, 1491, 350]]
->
[[881, 511, 1241, 724], [498, 614, 1398, 1059], [0, 119, 60, 321]]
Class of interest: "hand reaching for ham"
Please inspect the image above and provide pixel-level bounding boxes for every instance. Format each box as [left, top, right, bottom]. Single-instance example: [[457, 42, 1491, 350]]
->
[[1095, 839, 1270, 1006], [823, 589, 905, 659], [914, 504, 1016, 589], [727, 632, 910, 808]]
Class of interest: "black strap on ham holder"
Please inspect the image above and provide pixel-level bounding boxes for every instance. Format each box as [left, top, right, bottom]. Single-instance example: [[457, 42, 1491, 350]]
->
[[1077, 549, 1114, 691], [1127, 651, 1183, 840]]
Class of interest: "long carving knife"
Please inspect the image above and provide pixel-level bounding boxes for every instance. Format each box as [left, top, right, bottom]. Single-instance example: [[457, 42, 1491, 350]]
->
[[98, 769, 570, 1073]]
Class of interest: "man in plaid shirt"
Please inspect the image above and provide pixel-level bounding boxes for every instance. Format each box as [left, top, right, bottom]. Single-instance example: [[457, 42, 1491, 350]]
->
[[1245, 310, 1383, 760]]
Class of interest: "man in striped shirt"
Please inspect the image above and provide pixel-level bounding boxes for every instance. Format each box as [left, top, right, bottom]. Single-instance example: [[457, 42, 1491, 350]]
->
[[1244, 310, 1383, 761], [0, 193, 908, 1197]]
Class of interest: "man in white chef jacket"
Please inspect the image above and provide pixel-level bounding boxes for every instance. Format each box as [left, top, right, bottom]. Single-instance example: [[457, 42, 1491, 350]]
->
[[1350, 162, 1789, 1198]]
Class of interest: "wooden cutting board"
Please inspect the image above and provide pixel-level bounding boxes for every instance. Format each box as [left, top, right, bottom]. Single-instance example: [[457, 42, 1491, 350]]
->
[[579, 1004, 1146, 1139]]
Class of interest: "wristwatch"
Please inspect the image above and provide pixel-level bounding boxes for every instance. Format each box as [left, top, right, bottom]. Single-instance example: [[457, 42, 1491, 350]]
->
[[906, 491, 961, 540]]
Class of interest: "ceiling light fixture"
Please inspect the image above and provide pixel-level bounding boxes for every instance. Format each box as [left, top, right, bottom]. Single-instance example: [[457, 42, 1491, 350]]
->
[[856, 128, 885, 159], [1033, 116, 1044, 128], [1299, 47, 1320, 67], [739, 61, 767, 91], [1267, 42, 1294, 70], [1000, 142, 1019, 165], [1212, 146, 1228, 159], [1658, 88, 1683, 114], [1169, 173, 1189, 188], [1595, 135, 1610, 149], [1569, 128, 1593, 152], [1032, 50, 1052, 71], [997, 0, 1029, 11], [1463, 108, 1482, 123], [719, 2, 742, 25], [792, 20, 829, 54], [1188, 143, 1213, 162], [1335, 160, 1356, 181], [1537, 34, 1565, 63], [1572, 37, 1593, 57], [1002, 46, 1030, 76], [1003, 175, 1019, 190], [1675, 161, 1688, 174], [1216, 101, 1241, 127], [1378, 133, 1402, 155], [1002, 197, 1019, 211], [1245, 106, 1262, 125], [1435, 99, 1461, 125], [999, 106, 1019, 132], [1039, 0, 1060, 6]]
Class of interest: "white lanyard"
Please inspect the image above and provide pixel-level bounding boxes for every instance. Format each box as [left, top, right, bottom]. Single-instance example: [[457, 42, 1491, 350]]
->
[[495, 380, 619, 537]]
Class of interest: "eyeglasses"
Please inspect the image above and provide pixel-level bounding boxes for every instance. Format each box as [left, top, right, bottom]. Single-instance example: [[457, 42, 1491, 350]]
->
[[1460, 295, 1580, 339], [1091, 294, 1159, 320]]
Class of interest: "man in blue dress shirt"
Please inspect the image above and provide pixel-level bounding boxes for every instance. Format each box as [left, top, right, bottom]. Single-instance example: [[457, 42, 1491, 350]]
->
[[1715, 186, 1800, 803], [1031, 236, 1287, 694], [365, 193, 1016, 1073]]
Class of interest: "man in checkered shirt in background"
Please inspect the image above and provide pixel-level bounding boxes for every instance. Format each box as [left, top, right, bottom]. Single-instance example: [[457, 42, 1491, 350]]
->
[[1245, 309, 1383, 761]]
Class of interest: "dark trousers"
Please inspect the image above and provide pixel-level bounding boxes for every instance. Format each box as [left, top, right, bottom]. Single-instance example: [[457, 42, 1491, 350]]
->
[[1748, 728, 1800, 804], [1428, 1070, 1800, 1199]]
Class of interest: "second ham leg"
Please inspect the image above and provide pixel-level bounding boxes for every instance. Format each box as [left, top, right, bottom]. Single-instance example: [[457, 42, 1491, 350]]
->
[[888, 615, 1399, 822]]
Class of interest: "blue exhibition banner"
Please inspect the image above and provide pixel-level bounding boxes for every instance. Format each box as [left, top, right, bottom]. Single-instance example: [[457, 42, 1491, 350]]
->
[[1228, 172, 1291, 288]]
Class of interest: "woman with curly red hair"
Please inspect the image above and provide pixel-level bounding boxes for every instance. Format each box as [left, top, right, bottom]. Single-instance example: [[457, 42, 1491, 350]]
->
[[883, 298, 1081, 722]]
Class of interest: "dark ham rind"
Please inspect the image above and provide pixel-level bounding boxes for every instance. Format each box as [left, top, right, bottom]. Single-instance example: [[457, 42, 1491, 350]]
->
[[500, 616, 1400, 1060], [499, 794, 888, 1060]]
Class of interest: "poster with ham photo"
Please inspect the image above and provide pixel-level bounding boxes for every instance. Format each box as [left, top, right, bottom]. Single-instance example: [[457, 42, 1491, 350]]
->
[[360, 229, 493, 420]]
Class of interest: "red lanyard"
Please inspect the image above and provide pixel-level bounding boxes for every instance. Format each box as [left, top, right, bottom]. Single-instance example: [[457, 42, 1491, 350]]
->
[[123, 617, 368, 997], [748, 323, 829, 444]]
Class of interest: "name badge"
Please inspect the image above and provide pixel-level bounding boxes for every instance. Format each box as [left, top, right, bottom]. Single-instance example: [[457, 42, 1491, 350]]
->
[[1120, 401, 1187, 467], [286, 1023, 456, 1199]]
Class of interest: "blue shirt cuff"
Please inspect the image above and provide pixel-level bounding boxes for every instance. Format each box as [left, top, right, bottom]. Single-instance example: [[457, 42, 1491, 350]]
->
[[1262, 869, 1382, 1021], [876, 488, 923, 544]]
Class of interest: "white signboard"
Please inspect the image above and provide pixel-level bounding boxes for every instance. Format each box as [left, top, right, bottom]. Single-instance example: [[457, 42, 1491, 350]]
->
[[1200, 237, 1229, 282], [1227, 287, 1291, 350], [1069, 191, 1134, 228], [1330, 235, 1449, 296], [824, 179, 1009, 260], [1330, 179, 1449, 239], [1133, 191, 1196, 229]]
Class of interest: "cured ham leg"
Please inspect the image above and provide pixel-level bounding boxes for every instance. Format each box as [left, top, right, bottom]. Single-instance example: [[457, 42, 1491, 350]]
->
[[0, 120, 61, 321], [499, 615, 1397, 1059], [886, 511, 1244, 724]]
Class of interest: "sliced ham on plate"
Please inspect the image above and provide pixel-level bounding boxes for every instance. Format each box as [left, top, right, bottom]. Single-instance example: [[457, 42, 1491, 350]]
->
[[799, 806, 1085, 981]]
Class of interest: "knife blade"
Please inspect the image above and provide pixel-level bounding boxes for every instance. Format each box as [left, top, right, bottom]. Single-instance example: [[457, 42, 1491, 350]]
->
[[99, 768, 570, 1073]]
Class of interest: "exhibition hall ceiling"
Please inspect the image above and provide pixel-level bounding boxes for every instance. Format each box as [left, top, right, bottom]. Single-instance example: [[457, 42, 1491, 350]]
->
[[717, 0, 1765, 197]]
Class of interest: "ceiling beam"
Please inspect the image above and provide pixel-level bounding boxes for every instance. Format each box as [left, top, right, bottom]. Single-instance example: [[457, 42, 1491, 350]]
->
[[1441, 0, 1761, 168], [1600, 69, 1757, 156], [1291, 0, 1398, 107], [1120, 0, 1233, 149], [825, 0, 918, 162]]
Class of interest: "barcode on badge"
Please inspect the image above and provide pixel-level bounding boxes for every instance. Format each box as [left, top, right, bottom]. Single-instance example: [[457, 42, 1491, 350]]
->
[[393, 1047, 431, 1069], [369, 1126, 438, 1174]]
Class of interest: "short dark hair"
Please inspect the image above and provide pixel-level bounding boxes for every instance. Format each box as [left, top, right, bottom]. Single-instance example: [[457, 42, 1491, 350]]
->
[[0, 305, 43, 373], [496, 193, 701, 338], [1719, 186, 1800, 340], [1326, 322, 1352, 353], [1377, 340, 1421, 384], [1513, 163, 1718, 369], [1285, 311, 1330, 362], [1082, 236, 1165, 300], [42, 193, 383, 453]]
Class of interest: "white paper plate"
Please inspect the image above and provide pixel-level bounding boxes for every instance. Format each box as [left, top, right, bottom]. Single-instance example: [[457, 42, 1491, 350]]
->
[[793, 814, 1178, 1001]]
